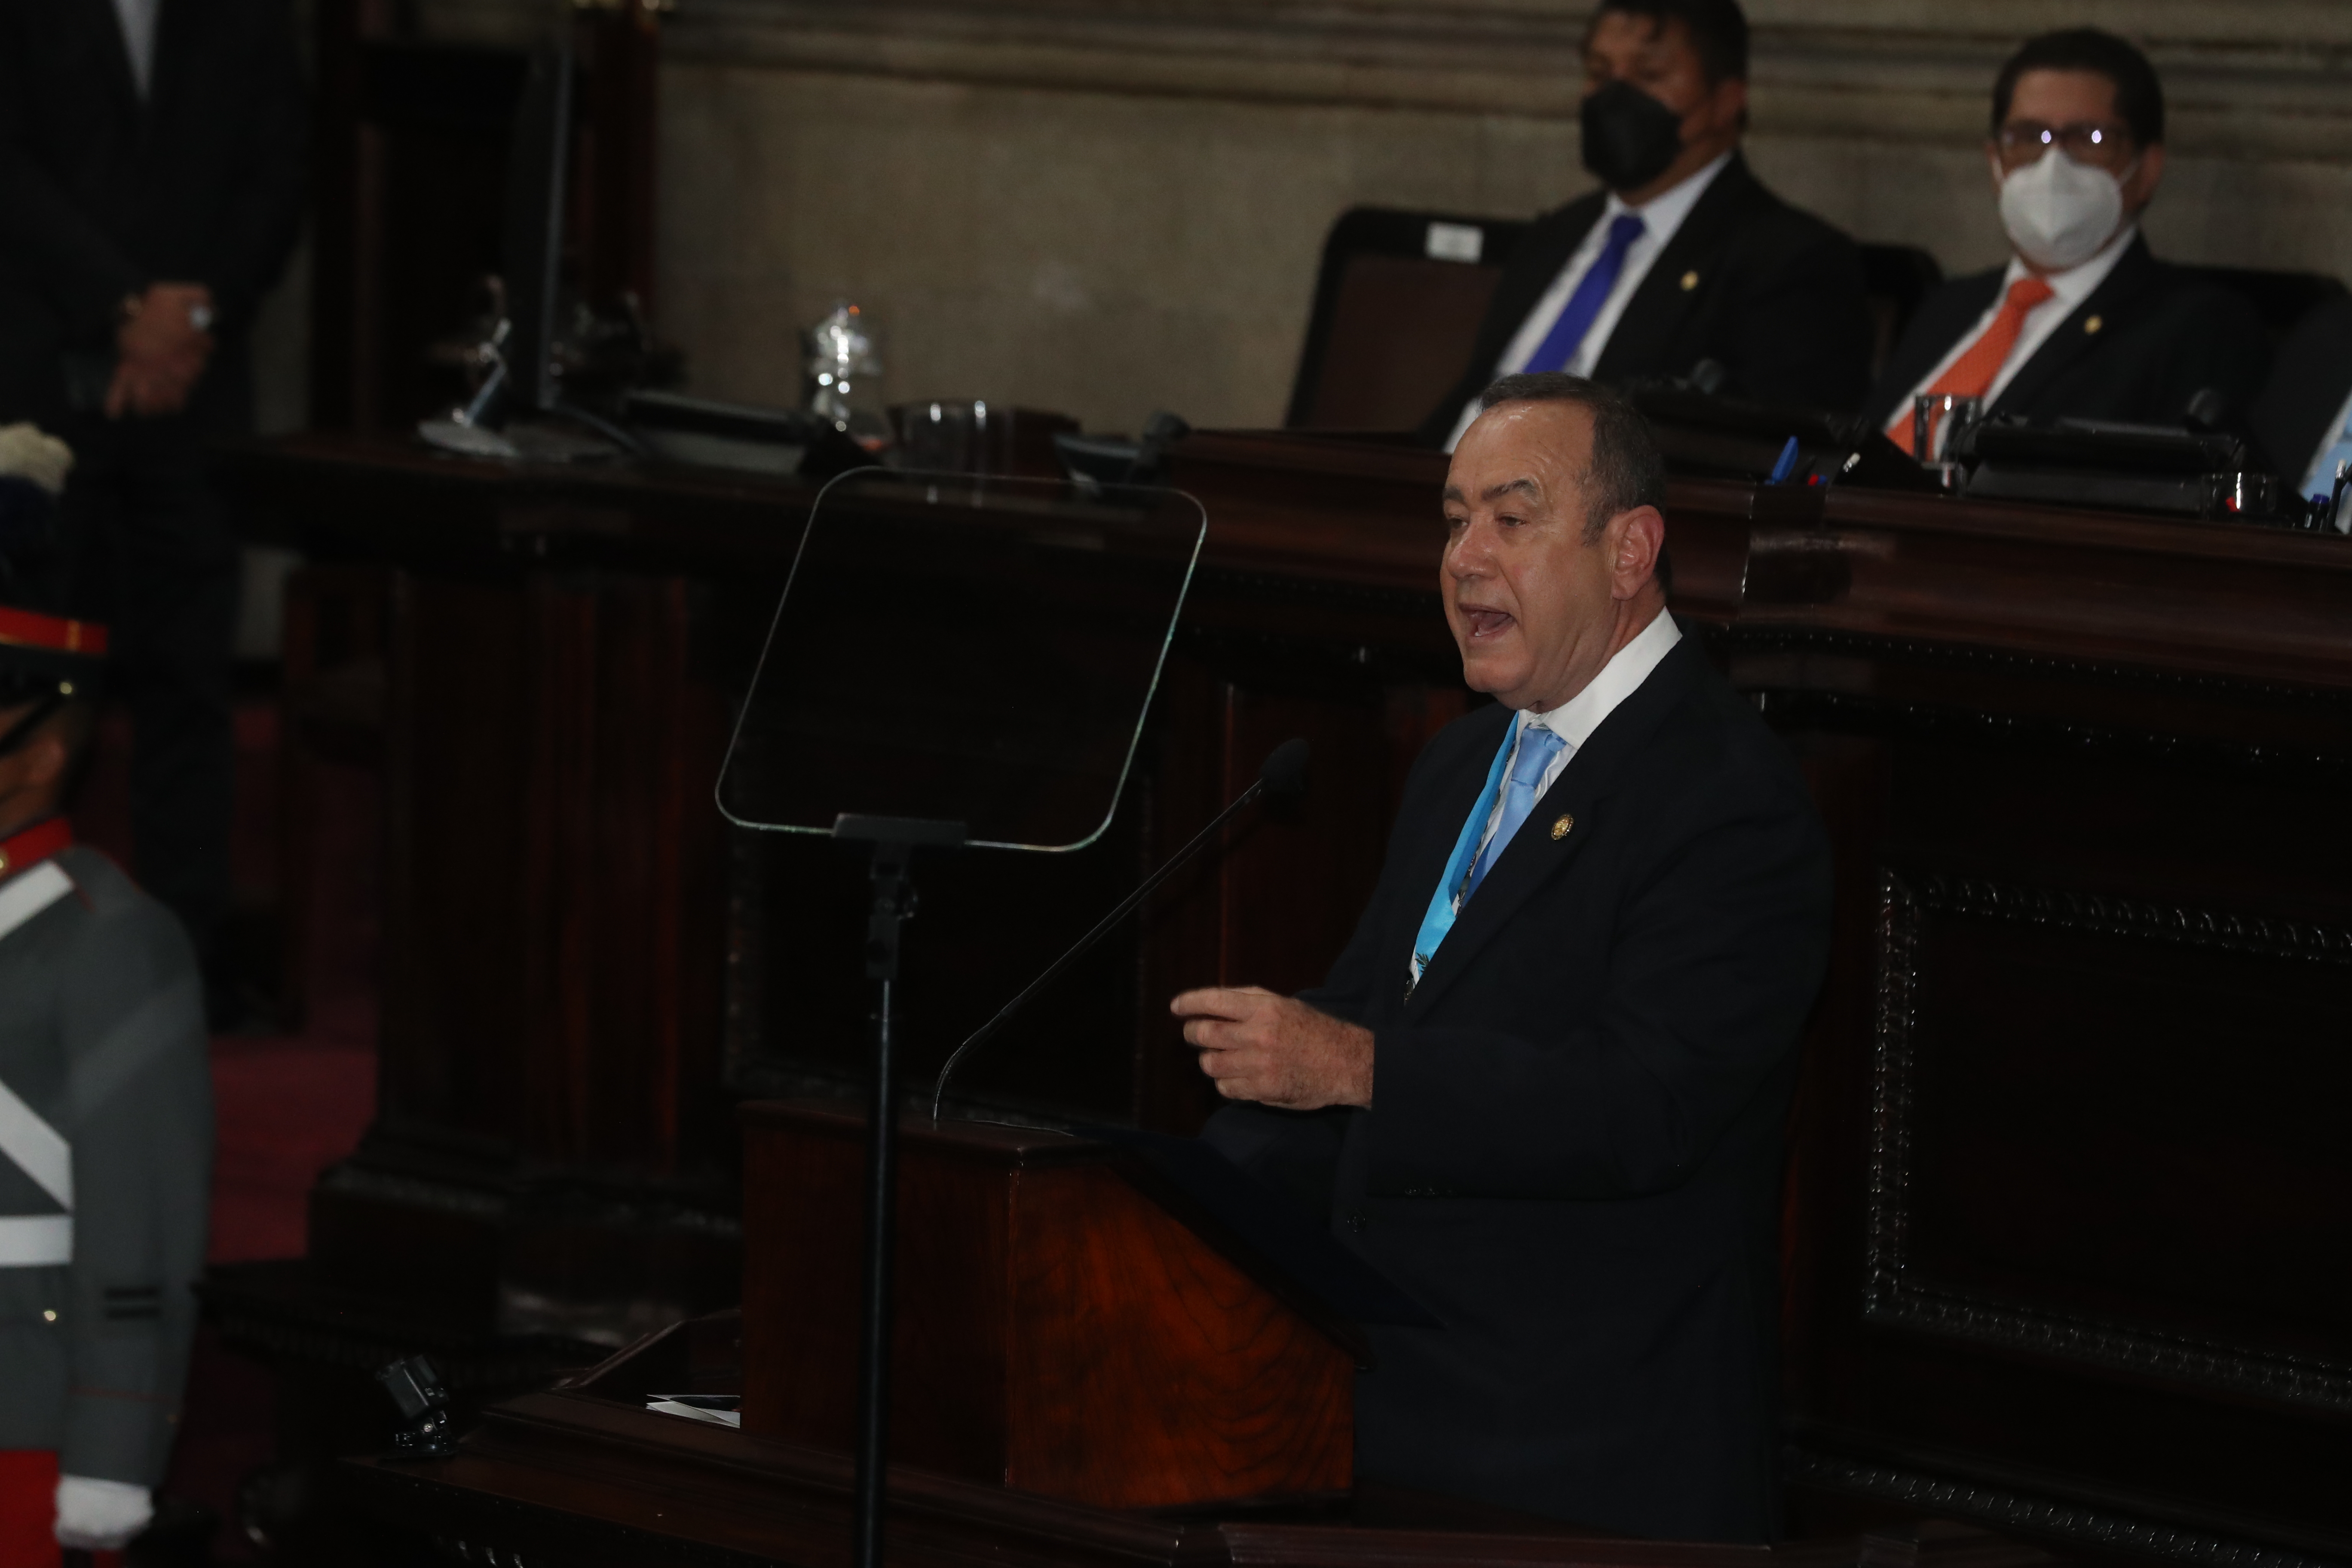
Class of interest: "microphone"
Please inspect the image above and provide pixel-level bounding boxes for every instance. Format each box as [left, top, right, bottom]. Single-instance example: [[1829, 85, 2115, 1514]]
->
[[928, 737, 1311, 1121]]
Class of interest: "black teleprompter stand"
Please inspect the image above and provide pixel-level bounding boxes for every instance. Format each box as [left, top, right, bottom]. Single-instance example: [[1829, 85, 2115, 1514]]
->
[[832, 813, 967, 1568], [718, 471, 1207, 1565]]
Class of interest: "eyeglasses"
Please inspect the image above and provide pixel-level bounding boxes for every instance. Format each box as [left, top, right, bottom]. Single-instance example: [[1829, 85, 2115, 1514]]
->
[[1995, 121, 2135, 170]]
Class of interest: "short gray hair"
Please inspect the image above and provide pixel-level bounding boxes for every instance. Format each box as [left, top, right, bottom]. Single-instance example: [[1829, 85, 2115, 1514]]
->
[[1477, 373, 1668, 545]]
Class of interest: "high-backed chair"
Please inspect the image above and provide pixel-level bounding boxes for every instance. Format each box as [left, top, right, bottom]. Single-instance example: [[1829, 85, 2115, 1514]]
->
[[2182, 265, 2348, 346], [1858, 242, 1945, 385], [1287, 213, 1954, 431], [1285, 207, 1529, 433]]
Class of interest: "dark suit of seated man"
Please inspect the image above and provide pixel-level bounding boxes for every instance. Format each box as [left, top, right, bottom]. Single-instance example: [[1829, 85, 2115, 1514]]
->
[[2250, 295, 2352, 511], [1418, 0, 1872, 450], [1868, 29, 2267, 459], [0, 0, 306, 1023], [1175, 374, 1833, 1540]]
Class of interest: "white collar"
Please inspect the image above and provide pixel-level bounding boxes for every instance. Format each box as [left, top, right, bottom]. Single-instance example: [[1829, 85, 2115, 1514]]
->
[[2002, 222, 2138, 309], [1601, 150, 1735, 246], [1521, 606, 1682, 751]]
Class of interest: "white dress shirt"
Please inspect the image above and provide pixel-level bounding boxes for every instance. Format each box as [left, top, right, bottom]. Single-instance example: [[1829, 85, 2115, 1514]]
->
[[1445, 153, 1735, 452], [1886, 224, 2139, 453], [112, 0, 162, 97], [1469, 607, 1683, 866]]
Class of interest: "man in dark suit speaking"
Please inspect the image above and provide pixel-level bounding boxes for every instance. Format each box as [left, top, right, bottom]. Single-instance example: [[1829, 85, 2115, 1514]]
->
[[1175, 374, 1832, 1540], [1418, 0, 1871, 447]]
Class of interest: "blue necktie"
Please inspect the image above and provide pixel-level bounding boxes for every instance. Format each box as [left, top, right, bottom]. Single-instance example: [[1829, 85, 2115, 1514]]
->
[[1464, 726, 1568, 898], [1408, 725, 1516, 986], [1522, 213, 1646, 375]]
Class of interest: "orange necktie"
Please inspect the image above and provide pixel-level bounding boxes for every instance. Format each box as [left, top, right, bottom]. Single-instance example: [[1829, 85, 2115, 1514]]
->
[[1889, 275, 2057, 456]]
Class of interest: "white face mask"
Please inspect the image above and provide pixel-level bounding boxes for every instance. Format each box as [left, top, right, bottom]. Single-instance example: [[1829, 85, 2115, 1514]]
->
[[1995, 149, 2129, 273]]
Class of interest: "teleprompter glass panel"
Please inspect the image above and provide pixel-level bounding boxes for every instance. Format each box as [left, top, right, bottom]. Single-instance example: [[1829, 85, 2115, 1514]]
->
[[717, 469, 1206, 851]]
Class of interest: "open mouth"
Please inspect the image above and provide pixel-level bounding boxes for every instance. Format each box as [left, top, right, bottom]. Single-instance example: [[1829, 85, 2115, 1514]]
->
[[1458, 606, 1514, 640]]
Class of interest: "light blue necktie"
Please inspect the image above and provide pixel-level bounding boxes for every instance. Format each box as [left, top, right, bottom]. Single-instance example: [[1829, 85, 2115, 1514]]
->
[[1465, 726, 1568, 897], [1408, 723, 1569, 987], [1522, 214, 1646, 375]]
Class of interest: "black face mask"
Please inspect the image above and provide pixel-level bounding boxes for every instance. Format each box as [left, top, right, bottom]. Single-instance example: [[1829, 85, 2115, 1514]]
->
[[1580, 79, 1686, 192]]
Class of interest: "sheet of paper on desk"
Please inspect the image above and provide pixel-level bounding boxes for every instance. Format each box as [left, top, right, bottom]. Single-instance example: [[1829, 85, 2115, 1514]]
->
[[647, 1396, 741, 1428]]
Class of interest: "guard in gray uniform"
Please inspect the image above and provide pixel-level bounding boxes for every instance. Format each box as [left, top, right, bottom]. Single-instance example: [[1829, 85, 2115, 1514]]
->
[[0, 444, 211, 1565]]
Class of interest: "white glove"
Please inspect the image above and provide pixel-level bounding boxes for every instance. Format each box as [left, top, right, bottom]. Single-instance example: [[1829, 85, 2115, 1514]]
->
[[55, 1474, 153, 1551], [0, 423, 74, 494]]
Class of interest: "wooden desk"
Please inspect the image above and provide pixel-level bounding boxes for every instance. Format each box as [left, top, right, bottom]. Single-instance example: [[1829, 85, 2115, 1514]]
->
[[343, 1381, 1880, 1568], [214, 430, 2352, 1567]]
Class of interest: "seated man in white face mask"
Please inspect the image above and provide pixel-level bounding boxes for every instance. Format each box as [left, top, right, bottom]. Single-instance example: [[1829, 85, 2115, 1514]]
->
[[1868, 28, 2268, 458]]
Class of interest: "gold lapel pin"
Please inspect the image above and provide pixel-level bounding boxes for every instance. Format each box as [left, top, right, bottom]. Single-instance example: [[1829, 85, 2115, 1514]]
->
[[1680, 270, 1700, 291], [2083, 314, 2104, 334], [1551, 814, 1575, 840]]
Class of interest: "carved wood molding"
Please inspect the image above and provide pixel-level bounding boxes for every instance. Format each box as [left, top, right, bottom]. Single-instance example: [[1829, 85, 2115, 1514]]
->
[[1719, 625, 2352, 712], [1783, 1444, 2345, 1568], [627, 0, 2352, 160], [1865, 870, 2352, 1416], [1758, 688, 2352, 785]]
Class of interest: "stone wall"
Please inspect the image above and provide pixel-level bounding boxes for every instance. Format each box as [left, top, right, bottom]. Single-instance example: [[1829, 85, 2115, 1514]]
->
[[432, 0, 2352, 434]]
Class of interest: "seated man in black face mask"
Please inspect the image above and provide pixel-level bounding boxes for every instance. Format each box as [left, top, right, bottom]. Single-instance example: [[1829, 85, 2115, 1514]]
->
[[1418, 0, 1873, 448]]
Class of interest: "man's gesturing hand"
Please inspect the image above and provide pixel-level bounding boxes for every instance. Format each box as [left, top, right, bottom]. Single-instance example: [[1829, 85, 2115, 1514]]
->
[[107, 282, 216, 418], [1171, 986, 1373, 1110]]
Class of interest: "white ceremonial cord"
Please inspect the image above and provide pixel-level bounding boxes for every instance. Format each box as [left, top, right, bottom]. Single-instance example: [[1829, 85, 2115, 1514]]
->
[[0, 860, 77, 1266], [0, 860, 72, 943]]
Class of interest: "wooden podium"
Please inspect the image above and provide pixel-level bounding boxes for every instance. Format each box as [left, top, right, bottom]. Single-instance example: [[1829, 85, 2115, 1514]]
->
[[342, 1102, 1923, 1567], [738, 1101, 1354, 1509]]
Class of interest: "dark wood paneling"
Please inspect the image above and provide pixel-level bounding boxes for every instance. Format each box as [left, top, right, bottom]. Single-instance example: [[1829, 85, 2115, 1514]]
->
[[340, 560, 741, 1348], [738, 1099, 1013, 1479], [1768, 658, 2352, 1561], [522, 576, 601, 1161], [382, 567, 721, 1172], [220, 429, 2352, 1565], [739, 1103, 1354, 1509], [1880, 871, 2352, 1364], [1003, 1146, 1353, 1506], [384, 570, 533, 1140]]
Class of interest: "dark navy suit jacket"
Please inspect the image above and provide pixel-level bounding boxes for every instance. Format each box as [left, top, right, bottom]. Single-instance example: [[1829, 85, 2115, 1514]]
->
[[0, 0, 306, 427], [1205, 630, 1832, 1540], [1864, 236, 2269, 435], [1417, 155, 1874, 443]]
